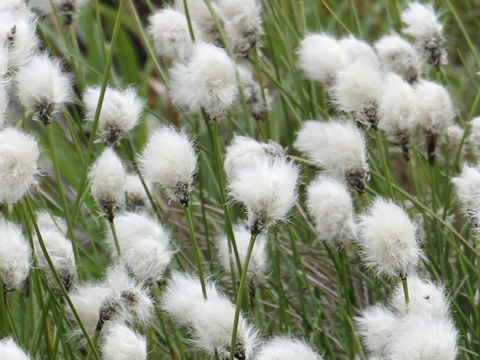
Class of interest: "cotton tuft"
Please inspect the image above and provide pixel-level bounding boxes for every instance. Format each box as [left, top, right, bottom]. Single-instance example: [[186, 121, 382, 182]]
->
[[332, 58, 383, 129], [379, 72, 418, 157], [0, 11, 38, 68], [390, 275, 450, 318], [451, 164, 480, 229], [374, 33, 421, 83], [401, 1, 447, 69], [217, 223, 268, 287], [35, 214, 77, 292], [224, 135, 284, 180], [256, 337, 322, 360], [0, 127, 40, 204], [237, 63, 272, 120], [148, 8, 199, 62], [387, 314, 458, 360], [125, 174, 150, 212], [89, 148, 126, 220], [297, 33, 347, 84], [217, 0, 263, 57], [169, 42, 238, 119], [101, 322, 147, 360], [32, 0, 90, 25], [0, 338, 31, 360], [468, 116, 480, 156], [357, 197, 421, 278], [339, 35, 379, 67], [139, 126, 197, 206], [83, 86, 143, 145], [306, 176, 356, 247], [106, 212, 172, 284], [16, 53, 72, 124], [0, 220, 31, 292], [355, 304, 397, 357], [228, 158, 299, 234], [414, 79, 455, 163], [294, 119, 369, 193]]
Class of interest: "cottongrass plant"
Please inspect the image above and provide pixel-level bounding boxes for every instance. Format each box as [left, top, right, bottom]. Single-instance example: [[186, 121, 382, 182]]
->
[[0, 337, 31, 360]]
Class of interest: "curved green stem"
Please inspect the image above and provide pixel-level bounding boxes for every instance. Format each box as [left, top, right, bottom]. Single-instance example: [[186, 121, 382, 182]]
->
[[229, 232, 257, 360], [184, 205, 207, 299]]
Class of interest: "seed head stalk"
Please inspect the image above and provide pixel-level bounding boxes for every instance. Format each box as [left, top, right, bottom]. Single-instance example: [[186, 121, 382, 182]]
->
[[229, 231, 258, 360]]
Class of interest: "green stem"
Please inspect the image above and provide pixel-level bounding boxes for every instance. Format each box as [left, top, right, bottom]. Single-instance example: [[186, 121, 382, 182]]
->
[[108, 218, 121, 257], [229, 232, 257, 360], [71, 0, 129, 228], [46, 124, 81, 279], [184, 205, 207, 299], [401, 276, 410, 305], [0, 276, 8, 337], [24, 196, 102, 360], [85, 328, 101, 360]]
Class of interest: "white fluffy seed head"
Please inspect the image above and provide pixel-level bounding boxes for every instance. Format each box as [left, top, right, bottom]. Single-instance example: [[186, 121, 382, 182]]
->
[[401, 2, 447, 68], [0, 0, 29, 12], [379, 72, 418, 143], [294, 119, 369, 193], [125, 174, 150, 212], [218, 0, 263, 57], [374, 33, 421, 83], [0, 220, 31, 292], [451, 164, 480, 228], [357, 197, 421, 278], [0, 11, 38, 68], [148, 8, 199, 62], [89, 148, 126, 217], [256, 337, 322, 360], [34, 224, 77, 292], [332, 58, 383, 129], [31, 0, 90, 25], [16, 53, 72, 124], [228, 158, 299, 234], [139, 126, 197, 205], [0, 127, 40, 204], [237, 63, 272, 120], [160, 271, 220, 326], [339, 35, 379, 67], [446, 124, 464, 151], [169, 42, 238, 119], [101, 265, 154, 325], [101, 322, 147, 360], [36, 210, 68, 234], [224, 135, 284, 180], [68, 283, 112, 340], [469, 116, 480, 156], [306, 176, 355, 248], [0, 338, 31, 360], [414, 80, 454, 138], [121, 237, 173, 285], [390, 275, 450, 318], [217, 223, 268, 285], [191, 294, 258, 360], [387, 314, 458, 360], [83, 86, 143, 145], [105, 212, 171, 281], [297, 33, 347, 84], [355, 304, 397, 357], [174, 0, 221, 45]]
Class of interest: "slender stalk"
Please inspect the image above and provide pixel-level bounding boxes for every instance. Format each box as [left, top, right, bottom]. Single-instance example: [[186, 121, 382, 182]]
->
[[108, 218, 121, 257], [0, 276, 8, 337], [401, 276, 410, 305], [23, 196, 102, 360], [229, 232, 258, 360], [85, 329, 101, 360], [184, 205, 207, 299], [46, 124, 81, 279], [71, 0, 129, 228]]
